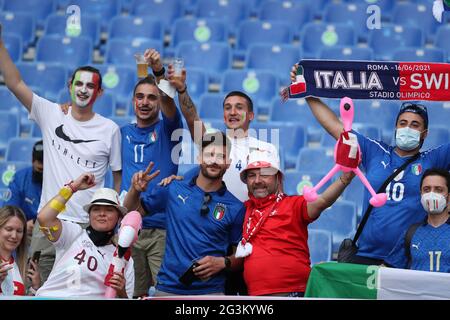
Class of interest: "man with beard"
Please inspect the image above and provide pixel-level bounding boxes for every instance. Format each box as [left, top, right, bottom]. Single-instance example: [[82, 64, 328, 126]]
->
[[123, 132, 245, 295], [119, 49, 182, 298], [6, 140, 43, 240], [0, 24, 122, 282]]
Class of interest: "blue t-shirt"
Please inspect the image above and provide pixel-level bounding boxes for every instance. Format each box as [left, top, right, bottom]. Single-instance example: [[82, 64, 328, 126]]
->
[[141, 175, 245, 295], [120, 110, 182, 229], [5, 167, 42, 221], [355, 132, 450, 260], [385, 220, 450, 272]]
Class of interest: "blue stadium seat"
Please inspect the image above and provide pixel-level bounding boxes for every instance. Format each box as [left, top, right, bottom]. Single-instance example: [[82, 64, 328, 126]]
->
[[353, 99, 398, 130], [435, 25, 450, 62], [0, 12, 35, 47], [301, 22, 356, 59], [392, 2, 439, 42], [0, 87, 22, 111], [221, 69, 279, 113], [0, 161, 29, 188], [4, 0, 55, 28], [96, 65, 137, 108], [184, 67, 209, 101], [17, 62, 67, 101], [0, 112, 20, 154], [249, 122, 305, 170], [31, 123, 42, 138], [368, 24, 424, 61], [198, 93, 225, 120], [392, 48, 445, 63], [427, 102, 450, 127], [132, 0, 183, 32], [305, 0, 329, 18], [195, 0, 249, 35], [2, 34, 22, 63], [44, 13, 101, 47], [320, 46, 374, 60], [258, 0, 312, 33], [236, 20, 293, 52], [105, 38, 163, 66], [36, 35, 93, 70], [69, 0, 120, 31], [110, 116, 134, 128], [269, 98, 322, 128], [309, 200, 357, 252], [109, 16, 163, 41], [342, 178, 365, 219], [308, 229, 333, 265], [245, 44, 300, 84], [323, 2, 368, 41], [296, 147, 334, 172], [171, 17, 228, 48], [421, 125, 450, 151], [176, 41, 231, 81], [283, 170, 331, 196], [345, 0, 395, 16], [5, 137, 41, 162]]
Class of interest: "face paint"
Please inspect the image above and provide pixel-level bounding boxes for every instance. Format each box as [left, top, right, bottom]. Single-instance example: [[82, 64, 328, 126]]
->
[[70, 71, 100, 108], [241, 112, 246, 123]]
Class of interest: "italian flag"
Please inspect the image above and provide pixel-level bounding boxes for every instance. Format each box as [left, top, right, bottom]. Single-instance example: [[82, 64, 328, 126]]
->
[[305, 262, 450, 299]]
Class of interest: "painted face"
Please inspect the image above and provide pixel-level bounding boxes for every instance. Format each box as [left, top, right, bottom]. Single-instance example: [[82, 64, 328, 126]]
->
[[0, 217, 25, 254], [223, 96, 254, 131], [246, 169, 279, 198], [70, 71, 100, 108], [198, 143, 230, 180], [89, 205, 120, 232], [133, 83, 160, 122]]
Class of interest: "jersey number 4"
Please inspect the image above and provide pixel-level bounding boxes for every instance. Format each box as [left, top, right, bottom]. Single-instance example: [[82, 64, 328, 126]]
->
[[74, 249, 98, 271]]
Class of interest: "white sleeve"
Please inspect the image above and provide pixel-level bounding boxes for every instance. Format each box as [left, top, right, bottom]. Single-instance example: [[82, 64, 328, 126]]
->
[[124, 258, 135, 299], [29, 93, 59, 127], [109, 124, 122, 172], [52, 220, 83, 251]]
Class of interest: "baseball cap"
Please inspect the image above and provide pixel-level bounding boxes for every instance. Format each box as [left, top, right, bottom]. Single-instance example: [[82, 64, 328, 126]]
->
[[83, 188, 128, 216], [32, 140, 43, 162], [240, 149, 282, 183], [396, 102, 428, 129]]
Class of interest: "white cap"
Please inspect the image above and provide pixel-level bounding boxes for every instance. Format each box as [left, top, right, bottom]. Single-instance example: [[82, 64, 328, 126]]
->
[[240, 149, 282, 183], [83, 188, 128, 216]]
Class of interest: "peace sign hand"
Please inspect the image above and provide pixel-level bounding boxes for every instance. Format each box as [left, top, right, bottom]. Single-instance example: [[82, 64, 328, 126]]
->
[[131, 162, 160, 192]]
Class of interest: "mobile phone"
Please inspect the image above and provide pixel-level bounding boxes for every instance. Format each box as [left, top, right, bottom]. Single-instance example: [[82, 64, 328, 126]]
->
[[29, 251, 41, 270], [178, 262, 199, 286]]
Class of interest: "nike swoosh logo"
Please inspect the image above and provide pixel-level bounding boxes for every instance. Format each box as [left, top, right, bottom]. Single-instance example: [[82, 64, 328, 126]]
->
[[55, 125, 99, 144]]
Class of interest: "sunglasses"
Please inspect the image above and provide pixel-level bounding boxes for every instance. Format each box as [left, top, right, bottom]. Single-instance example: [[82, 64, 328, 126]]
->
[[400, 102, 427, 113], [200, 193, 212, 216]]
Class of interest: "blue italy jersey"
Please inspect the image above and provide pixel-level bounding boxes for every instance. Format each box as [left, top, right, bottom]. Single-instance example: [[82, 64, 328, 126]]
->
[[6, 167, 42, 221], [121, 110, 182, 229], [354, 132, 450, 260], [141, 175, 245, 295], [385, 220, 450, 272]]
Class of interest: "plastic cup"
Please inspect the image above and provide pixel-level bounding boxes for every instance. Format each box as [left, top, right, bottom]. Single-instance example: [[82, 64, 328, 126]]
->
[[134, 53, 148, 78], [173, 57, 184, 78]]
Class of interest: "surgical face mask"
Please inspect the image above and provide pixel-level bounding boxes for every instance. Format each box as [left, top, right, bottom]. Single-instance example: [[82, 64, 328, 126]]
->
[[395, 127, 421, 151], [421, 192, 448, 215]]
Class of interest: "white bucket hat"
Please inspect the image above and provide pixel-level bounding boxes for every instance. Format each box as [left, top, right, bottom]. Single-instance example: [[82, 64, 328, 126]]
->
[[83, 188, 128, 216], [240, 149, 282, 183]]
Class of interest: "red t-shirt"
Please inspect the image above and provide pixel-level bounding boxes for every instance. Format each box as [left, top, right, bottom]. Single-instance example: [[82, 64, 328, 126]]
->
[[243, 195, 316, 296]]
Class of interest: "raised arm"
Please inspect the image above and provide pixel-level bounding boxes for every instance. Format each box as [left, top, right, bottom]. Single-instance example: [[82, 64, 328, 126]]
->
[[306, 172, 355, 220], [290, 64, 343, 140], [0, 24, 33, 111], [167, 65, 205, 145], [37, 173, 96, 242]]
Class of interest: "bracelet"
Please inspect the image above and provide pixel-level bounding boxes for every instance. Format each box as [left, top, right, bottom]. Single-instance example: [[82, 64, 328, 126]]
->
[[339, 176, 350, 186], [49, 199, 66, 213], [64, 181, 77, 193], [177, 85, 187, 94], [59, 186, 73, 201], [153, 67, 165, 77]]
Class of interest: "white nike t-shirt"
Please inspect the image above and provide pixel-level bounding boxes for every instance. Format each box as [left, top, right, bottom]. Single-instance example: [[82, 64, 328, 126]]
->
[[36, 220, 134, 298], [30, 94, 122, 223], [224, 136, 278, 202]]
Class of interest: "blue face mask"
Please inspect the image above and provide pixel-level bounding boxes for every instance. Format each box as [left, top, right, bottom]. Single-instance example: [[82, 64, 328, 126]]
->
[[395, 127, 421, 151]]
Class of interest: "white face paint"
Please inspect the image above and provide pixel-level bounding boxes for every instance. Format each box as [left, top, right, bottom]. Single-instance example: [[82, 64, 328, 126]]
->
[[71, 71, 98, 108]]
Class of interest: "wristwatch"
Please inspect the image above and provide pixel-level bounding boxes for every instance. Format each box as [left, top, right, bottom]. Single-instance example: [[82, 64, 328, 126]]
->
[[224, 256, 231, 270]]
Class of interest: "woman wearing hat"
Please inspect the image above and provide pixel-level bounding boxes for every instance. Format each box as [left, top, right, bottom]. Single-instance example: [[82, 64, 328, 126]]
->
[[34, 173, 134, 298]]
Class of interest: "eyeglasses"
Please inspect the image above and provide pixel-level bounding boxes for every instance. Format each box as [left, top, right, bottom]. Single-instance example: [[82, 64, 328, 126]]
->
[[200, 193, 212, 216]]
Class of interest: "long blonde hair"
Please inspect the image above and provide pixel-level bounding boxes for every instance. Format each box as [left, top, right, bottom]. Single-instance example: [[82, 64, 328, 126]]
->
[[0, 206, 28, 281]]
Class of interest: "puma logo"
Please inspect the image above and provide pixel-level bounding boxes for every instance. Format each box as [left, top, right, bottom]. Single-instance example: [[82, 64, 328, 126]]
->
[[177, 195, 188, 204], [412, 244, 419, 250], [381, 161, 388, 169]]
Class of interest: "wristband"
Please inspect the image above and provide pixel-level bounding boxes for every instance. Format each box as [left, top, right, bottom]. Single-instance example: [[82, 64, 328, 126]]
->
[[177, 85, 187, 94], [59, 187, 73, 201], [153, 67, 165, 77], [64, 181, 77, 193], [49, 199, 65, 213]]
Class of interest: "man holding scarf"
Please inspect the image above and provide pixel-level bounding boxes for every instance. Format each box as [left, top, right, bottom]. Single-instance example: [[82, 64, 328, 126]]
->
[[238, 149, 354, 296]]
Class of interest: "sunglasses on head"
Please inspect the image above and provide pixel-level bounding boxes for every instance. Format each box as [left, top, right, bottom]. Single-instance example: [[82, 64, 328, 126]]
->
[[200, 193, 212, 216], [400, 102, 427, 113]]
